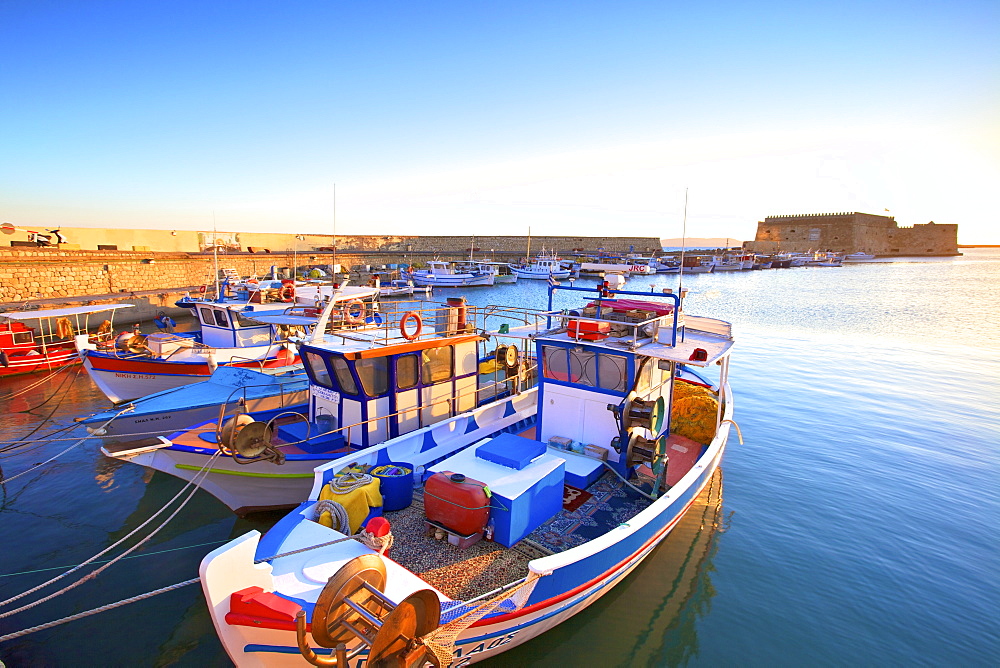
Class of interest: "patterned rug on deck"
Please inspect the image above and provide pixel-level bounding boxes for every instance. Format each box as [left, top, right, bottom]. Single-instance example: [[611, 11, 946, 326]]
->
[[525, 471, 653, 554]]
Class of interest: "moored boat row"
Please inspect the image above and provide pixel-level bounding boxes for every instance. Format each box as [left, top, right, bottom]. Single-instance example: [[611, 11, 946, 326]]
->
[[1, 272, 740, 666]]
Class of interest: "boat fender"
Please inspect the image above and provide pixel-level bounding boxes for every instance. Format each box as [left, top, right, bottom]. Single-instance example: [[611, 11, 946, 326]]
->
[[56, 317, 74, 339], [343, 299, 366, 324], [0, 350, 8, 367], [399, 311, 422, 341]]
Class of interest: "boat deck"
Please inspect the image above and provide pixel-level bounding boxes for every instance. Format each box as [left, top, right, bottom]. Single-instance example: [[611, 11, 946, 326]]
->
[[382, 467, 654, 601]]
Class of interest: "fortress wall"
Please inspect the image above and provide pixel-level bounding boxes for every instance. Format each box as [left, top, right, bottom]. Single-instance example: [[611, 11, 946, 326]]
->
[[746, 212, 958, 255]]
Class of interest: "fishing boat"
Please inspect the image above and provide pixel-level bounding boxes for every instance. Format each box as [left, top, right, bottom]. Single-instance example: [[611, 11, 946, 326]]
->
[[0, 304, 135, 378], [100, 297, 538, 515], [842, 251, 877, 262], [577, 254, 656, 276], [81, 365, 310, 442], [509, 254, 572, 280], [80, 286, 380, 404], [469, 261, 518, 284], [678, 256, 715, 273], [198, 281, 737, 666], [708, 254, 744, 271], [407, 261, 495, 288]]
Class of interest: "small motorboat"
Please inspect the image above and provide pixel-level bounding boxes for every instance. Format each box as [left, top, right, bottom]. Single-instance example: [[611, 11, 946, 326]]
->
[[509, 254, 572, 280], [0, 304, 135, 378], [407, 261, 495, 287]]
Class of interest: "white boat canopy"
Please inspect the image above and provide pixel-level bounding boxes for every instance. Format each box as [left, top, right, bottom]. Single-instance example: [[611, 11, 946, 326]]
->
[[0, 304, 136, 320]]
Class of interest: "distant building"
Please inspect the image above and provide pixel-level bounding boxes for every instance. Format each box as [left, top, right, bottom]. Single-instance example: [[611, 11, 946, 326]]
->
[[744, 212, 958, 256]]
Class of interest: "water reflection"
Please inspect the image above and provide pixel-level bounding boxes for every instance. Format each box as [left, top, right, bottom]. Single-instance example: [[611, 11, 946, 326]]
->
[[482, 468, 726, 667]]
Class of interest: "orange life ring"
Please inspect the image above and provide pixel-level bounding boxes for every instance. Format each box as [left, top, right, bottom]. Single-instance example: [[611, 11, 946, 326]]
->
[[399, 311, 422, 341], [343, 299, 366, 324], [279, 284, 295, 302], [199, 284, 207, 294]]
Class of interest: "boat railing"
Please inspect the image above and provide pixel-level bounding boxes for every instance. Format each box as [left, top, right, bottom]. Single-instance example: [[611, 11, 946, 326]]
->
[[545, 283, 683, 348], [215, 374, 310, 427], [318, 301, 547, 348]]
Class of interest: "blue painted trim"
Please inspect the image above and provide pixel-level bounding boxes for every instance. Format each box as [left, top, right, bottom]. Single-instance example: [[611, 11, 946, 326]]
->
[[253, 501, 314, 562]]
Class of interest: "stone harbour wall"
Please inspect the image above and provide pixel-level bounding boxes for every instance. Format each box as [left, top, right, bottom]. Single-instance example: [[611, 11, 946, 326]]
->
[[0, 234, 662, 307]]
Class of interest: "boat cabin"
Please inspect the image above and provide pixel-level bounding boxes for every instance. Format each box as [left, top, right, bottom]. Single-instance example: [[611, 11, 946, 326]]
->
[[0, 321, 35, 353], [195, 303, 282, 348], [300, 333, 483, 449]]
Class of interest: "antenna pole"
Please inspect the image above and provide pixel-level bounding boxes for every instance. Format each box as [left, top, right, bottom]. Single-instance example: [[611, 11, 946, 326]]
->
[[678, 188, 688, 295], [332, 183, 338, 281], [213, 212, 220, 300]]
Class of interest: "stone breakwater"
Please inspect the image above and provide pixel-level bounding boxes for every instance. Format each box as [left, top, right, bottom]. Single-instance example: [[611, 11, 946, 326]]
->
[[0, 235, 663, 307]]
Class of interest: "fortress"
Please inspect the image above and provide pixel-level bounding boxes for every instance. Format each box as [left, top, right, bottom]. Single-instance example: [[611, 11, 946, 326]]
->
[[744, 212, 958, 256]]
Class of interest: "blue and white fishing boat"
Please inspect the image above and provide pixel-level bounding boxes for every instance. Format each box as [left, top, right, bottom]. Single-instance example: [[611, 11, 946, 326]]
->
[[101, 297, 538, 515], [82, 365, 310, 441], [509, 253, 572, 280], [407, 261, 495, 288], [198, 282, 737, 666]]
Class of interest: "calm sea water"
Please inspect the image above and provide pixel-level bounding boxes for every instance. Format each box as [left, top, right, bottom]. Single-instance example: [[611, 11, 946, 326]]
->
[[1, 250, 997, 666]]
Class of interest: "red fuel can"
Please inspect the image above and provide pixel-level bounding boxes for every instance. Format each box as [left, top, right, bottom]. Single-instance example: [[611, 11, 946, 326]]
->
[[423, 472, 490, 537]]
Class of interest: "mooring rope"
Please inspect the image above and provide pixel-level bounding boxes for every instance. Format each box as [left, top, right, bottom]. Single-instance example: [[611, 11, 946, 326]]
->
[[13, 362, 82, 413], [0, 540, 231, 579], [0, 405, 136, 482], [0, 451, 222, 616], [0, 578, 202, 643], [0, 362, 75, 401]]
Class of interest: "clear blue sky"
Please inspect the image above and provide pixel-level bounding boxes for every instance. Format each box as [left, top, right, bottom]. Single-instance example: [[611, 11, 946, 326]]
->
[[2, 1, 997, 243]]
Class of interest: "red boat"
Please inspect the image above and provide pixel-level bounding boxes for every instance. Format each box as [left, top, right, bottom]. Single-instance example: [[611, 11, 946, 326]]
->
[[0, 304, 136, 378]]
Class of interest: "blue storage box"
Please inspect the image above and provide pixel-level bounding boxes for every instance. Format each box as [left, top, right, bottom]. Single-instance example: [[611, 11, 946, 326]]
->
[[476, 432, 546, 470], [431, 444, 566, 548]]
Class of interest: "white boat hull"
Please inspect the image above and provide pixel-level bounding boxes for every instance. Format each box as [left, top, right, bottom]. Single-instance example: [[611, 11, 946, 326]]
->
[[82, 346, 297, 404], [410, 273, 494, 287], [510, 267, 572, 280]]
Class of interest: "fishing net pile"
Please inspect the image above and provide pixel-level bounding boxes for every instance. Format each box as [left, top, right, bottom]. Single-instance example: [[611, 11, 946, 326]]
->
[[670, 380, 720, 444]]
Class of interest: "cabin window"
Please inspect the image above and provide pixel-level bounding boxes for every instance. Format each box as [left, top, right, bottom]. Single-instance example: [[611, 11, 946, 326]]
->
[[331, 357, 359, 395], [422, 346, 453, 384], [568, 348, 597, 386], [634, 357, 655, 393], [396, 354, 419, 389], [234, 311, 265, 328], [598, 354, 628, 391], [303, 351, 333, 389], [199, 307, 230, 328], [14, 331, 32, 344], [356, 357, 388, 397], [542, 346, 569, 381]]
